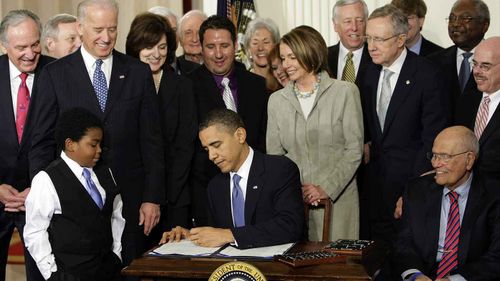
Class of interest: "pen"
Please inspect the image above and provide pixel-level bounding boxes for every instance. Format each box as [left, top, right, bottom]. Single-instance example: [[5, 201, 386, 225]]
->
[[191, 218, 197, 228]]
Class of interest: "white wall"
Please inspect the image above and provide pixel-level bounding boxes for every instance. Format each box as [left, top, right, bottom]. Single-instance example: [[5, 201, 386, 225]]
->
[[200, 0, 500, 49]]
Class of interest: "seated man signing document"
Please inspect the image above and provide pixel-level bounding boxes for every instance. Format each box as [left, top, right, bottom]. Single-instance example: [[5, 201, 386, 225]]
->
[[161, 109, 304, 249]]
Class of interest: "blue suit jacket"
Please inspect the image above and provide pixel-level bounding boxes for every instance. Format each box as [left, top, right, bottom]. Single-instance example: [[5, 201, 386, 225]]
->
[[206, 150, 304, 249]]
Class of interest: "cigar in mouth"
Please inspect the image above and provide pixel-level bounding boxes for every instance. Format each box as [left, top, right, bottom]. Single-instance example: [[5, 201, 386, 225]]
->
[[420, 170, 437, 177]]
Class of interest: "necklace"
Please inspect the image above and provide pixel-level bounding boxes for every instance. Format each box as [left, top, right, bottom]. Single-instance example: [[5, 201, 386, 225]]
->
[[153, 70, 163, 93], [293, 74, 321, 99]]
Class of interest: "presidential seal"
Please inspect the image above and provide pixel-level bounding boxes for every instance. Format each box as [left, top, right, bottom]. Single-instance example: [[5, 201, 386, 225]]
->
[[208, 261, 267, 281]]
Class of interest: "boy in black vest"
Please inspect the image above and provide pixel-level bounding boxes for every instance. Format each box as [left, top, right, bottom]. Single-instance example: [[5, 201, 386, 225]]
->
[[24, 108, 125, 281]]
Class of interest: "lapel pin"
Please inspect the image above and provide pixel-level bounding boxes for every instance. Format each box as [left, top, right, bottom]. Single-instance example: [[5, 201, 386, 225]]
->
[[252, 186, 258, 190], [119, 75, 125, 79], [406, 80, 410, 85]]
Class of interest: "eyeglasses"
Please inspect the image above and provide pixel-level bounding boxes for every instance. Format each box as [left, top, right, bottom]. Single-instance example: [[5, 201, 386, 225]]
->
[[426, 151, 470, 162], [363, 34, 400, 45], [445, 16, 480, 24], [472, 61, 500, 72]]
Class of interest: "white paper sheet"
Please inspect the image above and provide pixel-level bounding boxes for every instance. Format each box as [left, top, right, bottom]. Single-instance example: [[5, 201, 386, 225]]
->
[[150, 240, 220, 256], [218, 242, 294, 258]]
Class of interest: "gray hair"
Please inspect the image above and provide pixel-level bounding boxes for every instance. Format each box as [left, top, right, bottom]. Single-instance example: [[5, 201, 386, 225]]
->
[[368, 4, 409, 36], [179, 10, 207, 40], [243, 18, 280, 52], [451, 0, 490, 22], [0, 9, 42, 46], [77, 0, 119, 23], [42, 13, 77, 51], [332, 0, 369, 23], [463, 129, 480, 155], [148, 6, 178, 29]]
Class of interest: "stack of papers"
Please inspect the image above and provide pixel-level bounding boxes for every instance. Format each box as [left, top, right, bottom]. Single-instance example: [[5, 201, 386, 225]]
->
[[149, 240, 294, 259]]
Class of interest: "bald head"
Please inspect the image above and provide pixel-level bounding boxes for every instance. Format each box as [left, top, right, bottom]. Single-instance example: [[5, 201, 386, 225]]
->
[[473, 37, 500, 94], [432, 126, 478, 190]]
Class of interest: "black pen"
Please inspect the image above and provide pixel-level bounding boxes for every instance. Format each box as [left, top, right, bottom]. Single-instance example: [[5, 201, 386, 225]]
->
[[191, 218, 197, 228]]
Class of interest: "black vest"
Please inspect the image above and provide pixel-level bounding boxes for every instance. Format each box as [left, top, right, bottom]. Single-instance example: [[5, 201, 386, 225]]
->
[[45, 158, 120, 279]]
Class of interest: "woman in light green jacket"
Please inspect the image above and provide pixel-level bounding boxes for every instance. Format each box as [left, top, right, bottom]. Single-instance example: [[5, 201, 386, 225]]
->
[[266, 26, 364, 241]]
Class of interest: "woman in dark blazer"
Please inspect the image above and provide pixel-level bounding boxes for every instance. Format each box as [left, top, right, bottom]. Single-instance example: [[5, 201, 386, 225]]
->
[[126, 13, 197, 234]]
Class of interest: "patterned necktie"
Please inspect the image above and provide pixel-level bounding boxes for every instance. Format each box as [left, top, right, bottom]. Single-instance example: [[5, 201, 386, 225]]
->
[[458, 52, 472, 93], [474, 95, 490, 139], [93, 59, 108, 112], [341, 52, 356, 83], [82, 168, 104, 209], [221, 77, 237, 112], [377, 69, 394, 131], [232, 174, 245, 227], [436, 191, 460, 279], [16, 72, 30, 143]]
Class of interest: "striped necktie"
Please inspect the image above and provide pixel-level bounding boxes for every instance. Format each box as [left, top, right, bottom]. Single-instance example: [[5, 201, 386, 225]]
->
[[341, 52, 355, 83], [436, 191, 460, 279], [474, 95, 490, 139], [221, 77, 237, 112]]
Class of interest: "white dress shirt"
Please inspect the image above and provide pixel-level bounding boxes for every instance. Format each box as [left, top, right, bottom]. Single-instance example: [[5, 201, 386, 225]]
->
[[229, 147, 254, 227], [480, 90, 500, 124], [24, 151, 125, 280], [408, 34, 423, 55], [376, 48, 407, 105], [9, 59, 35, 119], [338, 42, 364, 79], [80, 45, 112, 88], [456, 47, 476, 77]]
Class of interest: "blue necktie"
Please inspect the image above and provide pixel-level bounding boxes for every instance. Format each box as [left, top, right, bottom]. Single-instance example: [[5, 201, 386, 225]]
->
[[232, 174, 245, 227], [82, 168, 104, 209], [458, 52, 472, 93], [93, 59, 108, 112]]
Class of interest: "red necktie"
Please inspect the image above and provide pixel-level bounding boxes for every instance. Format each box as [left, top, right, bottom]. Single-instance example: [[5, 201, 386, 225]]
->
[[436, 191, 460, 278], [16, 72, 30, 143]]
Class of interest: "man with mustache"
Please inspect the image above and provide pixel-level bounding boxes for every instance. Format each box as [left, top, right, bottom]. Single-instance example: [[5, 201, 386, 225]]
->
[[428, 0, 490, 118], [394, 126, 500, 281], [454, 37, 500, 181]]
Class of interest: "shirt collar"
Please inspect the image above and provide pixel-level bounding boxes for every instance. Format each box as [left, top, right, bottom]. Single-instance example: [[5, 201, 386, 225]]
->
[[80, 45, 113, 69], [457, 46, 476, 59], [9, 59, 24, 81], [383, 48, 407, 75], [60, 151, 92, 178], [213, 67, 236, 88], [230, 147, 254, 181], [408, 34, 423, 54], [339, 42, 364, 59], [483, 89, 500, 99], [444, 172, 473, 199]]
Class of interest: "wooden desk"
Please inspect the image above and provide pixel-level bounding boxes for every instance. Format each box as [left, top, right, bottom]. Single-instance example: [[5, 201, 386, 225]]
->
[[122, 242, 372, 281]]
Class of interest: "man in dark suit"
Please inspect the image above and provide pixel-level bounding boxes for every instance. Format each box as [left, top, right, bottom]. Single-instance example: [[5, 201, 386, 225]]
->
[[0, 10, 53, 281], [187, 15, 268, 227], [361, 4, 450, 244], [161, 109, 304, 249], [29, 0, 164, 271], [427, 0, 490, 117], [391, 0, 443, 56], [327, 0, 374, 86], [394, 126, 500, 281], [455, 37, 500, 180]]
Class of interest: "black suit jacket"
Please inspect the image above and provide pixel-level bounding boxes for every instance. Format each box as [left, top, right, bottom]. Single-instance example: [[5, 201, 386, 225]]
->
[[394, 174, 500, 281], [454, 91, 500, 180], [0, 54, 54, 191], [174, 55, 200, 75], [187, 64, 268, 225], [418, 36, 444, 57], [360, 51, 450, 239], [158, 67, 197, 208], [29, 49, 164, 227], [327, 43, 374, 87], [427, 46, 480, 118], [207, 150, 304, 249]]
